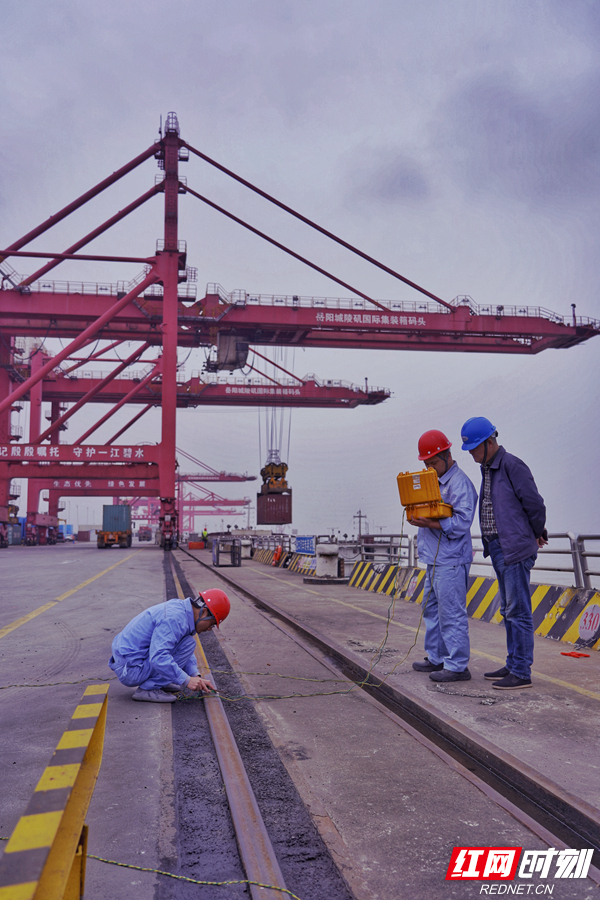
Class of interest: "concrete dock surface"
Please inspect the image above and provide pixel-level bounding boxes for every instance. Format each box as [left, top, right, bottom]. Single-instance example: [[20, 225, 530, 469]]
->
[[0, 542, 597, 900]]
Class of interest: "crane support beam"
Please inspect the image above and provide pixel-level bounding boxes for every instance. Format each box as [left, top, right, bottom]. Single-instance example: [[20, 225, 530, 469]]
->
[[0, 271, 159, 417], [19, 185, 162, 286], [1, 288, 597, 353], [73, 362, 162, 445], [27, 479, 160, 496], [30, 374, 389, 408], [0, 143, 158, 258], [35, 345, 151, 443]]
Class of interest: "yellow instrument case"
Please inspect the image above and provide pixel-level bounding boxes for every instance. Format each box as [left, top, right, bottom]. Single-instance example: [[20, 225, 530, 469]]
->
[[396, 468, 453, 522]]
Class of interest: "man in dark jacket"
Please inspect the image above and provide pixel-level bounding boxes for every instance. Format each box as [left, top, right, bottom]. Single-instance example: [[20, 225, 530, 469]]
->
[[461, 417, 547, 690]]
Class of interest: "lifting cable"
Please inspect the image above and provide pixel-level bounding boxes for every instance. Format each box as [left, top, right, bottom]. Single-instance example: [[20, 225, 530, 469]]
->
[[183, 183, 391, 313]]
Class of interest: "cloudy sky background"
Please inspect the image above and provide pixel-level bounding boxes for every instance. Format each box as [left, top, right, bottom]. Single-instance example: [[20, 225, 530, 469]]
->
[[2, 0, 599, 545]]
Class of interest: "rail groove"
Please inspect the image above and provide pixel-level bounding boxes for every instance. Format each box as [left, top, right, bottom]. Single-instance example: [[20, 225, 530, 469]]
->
[[178, 546, 600, 876], [166, 553, 289, 900]]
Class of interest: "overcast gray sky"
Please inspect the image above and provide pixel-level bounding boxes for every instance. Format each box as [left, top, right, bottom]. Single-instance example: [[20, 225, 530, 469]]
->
[[2, 0, 599, 537]]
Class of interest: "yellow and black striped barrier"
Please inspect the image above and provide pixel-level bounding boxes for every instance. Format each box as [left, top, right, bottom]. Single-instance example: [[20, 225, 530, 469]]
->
[[0, 683, 109, 900], [349, 562, 600, 651], [286, 553, 317, 575], [253, 548, 276, 565], [252, 549, 317, 574]]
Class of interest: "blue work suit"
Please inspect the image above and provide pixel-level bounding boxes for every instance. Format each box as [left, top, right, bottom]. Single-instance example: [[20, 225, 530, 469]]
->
[[108, 598, 200, 691], [417, 463, 478, 672]]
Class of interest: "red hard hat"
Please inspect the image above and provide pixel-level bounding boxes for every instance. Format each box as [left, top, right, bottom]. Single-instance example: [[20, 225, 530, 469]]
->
[[418, 430, 452, 461], [199, 589, 231, 628]]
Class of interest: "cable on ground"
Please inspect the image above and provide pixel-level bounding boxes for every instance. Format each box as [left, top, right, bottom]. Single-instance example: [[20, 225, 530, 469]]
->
[[87, 855, 304, 899], [0, 840, 304, 900], [0, 676, 118, 691], [176, 525, 444, 704]]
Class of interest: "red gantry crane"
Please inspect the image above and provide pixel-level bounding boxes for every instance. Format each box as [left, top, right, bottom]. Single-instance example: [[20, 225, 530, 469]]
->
[[1, 112, 598, 547]]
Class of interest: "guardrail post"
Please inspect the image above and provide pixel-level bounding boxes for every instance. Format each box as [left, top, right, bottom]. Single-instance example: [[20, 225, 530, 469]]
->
[[567, 532, 585, 588], [0, 684, 109, 900], [576, 534, 593, 589], [410, 535, 416, 566]]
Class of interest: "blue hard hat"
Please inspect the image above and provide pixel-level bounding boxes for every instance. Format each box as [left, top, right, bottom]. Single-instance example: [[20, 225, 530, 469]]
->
[[460, 417, 497, 450]]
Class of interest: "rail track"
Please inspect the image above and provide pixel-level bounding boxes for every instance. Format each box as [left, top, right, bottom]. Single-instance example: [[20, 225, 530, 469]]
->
[[163, 552, 355, 900], [175, 546, 600, 886]]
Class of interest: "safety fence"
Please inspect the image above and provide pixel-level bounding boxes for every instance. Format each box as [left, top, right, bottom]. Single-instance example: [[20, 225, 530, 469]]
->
[[349, 562, 600, 652], [249, 533, 600, 590], [0, 683, 109, 900]]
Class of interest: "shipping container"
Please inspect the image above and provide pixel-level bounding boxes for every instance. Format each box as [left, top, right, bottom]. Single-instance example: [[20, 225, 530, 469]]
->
[[256, 492, 292, 525], [102, 505, 132, 532], [8, 524, 22, 545], [77, 531, 91, 542]]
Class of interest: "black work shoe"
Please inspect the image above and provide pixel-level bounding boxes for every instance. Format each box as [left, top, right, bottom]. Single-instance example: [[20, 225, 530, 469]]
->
[[492, 673, 532, 690], [412, 658, 444, 672], [484, 666, 510, 681], [429, 668, 472, 683]]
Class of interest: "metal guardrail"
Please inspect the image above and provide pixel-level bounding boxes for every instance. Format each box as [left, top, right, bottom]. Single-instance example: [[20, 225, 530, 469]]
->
[[249, 532, 600, 590], [0, 683, 109, 899], [470, 533, 600, 590], [203, 284, 600, 325]]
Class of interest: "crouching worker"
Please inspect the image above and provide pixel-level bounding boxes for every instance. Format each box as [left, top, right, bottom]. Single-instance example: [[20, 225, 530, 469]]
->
[[411, 430, 478, 683], [108, 589, 231, 703]]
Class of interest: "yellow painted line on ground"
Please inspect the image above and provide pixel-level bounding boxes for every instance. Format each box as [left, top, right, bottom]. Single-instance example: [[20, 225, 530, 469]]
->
[[249, 567, 600, 702], [169, 558, 185, 600], [0, 551, 141, 641], [0, 602, 59, 640]]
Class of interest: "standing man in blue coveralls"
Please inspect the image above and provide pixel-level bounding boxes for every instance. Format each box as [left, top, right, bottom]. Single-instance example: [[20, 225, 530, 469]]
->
[[108, 589, 230, 703], [461, 417, 547, 691], [410, 430, 478, 683]]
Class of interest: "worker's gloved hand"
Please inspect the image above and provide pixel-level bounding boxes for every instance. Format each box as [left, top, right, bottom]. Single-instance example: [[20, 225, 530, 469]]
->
[[187, 675, 217, 693]]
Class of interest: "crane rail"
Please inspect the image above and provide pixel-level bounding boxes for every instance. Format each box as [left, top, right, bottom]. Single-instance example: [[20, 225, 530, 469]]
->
[[165, 553, 290, 900]]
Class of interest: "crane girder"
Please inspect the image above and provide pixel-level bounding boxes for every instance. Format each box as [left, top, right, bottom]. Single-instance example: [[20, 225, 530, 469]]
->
[[31, 373, 389, 408], [1, 287, 597, 354]]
